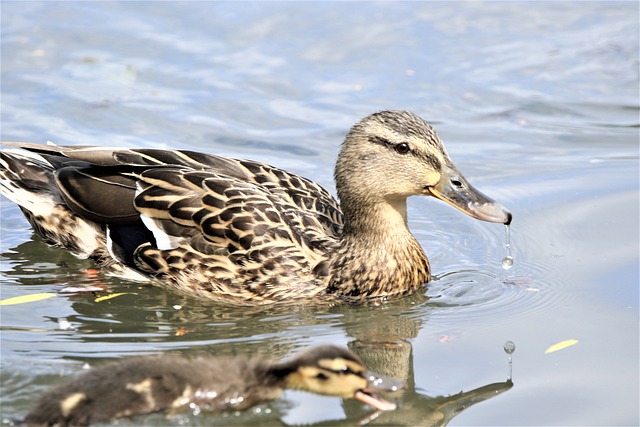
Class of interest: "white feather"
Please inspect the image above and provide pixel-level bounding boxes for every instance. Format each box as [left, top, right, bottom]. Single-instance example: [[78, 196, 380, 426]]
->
[[0, 181, 57, 217], [139, 215, 184, 250], [70, 219, 103, 259], [134, 181, 185, 250]]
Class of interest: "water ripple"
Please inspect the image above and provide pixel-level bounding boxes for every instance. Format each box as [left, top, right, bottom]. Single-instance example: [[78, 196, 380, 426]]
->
[[424, 259, 571, 324]]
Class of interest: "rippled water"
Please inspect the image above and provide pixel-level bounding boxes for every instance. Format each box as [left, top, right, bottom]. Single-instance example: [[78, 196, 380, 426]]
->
[[1, 2, 638, 426]]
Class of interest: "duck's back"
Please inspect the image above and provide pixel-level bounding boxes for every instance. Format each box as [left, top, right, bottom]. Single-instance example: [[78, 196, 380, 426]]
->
[[0, 144, 343, 301]]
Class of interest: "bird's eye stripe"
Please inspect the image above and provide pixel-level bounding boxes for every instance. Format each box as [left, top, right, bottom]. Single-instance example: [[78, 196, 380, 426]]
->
[[316, 358, 367, 377], [369, 136, 392, 147], [331, 366, 365, 377], [368, 136, 413, 155]]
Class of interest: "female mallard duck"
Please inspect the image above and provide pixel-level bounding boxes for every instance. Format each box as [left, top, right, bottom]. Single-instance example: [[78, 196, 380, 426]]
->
[[24, 345, 404, 426], [0, 110, 511, 303]]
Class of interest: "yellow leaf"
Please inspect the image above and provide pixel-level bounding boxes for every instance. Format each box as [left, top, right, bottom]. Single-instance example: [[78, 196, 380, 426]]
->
[[0, 293, 56, 306], [94, 292, 136, 302], [545, 339, 579, 354]]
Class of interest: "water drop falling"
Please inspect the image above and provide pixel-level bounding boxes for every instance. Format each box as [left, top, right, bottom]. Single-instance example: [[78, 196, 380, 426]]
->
[[502, 224, 514, 270], [502, 256, 514, 269], [504, 340, 515, 381], [504, 340, 516, 354]]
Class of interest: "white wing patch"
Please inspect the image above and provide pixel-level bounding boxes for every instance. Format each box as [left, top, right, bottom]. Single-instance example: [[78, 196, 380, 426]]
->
[[139, 214, 185, 250], [134, 181, 187, 251]]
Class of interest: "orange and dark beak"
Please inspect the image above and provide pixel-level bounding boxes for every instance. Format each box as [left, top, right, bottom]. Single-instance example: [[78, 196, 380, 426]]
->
[[353, 370, 406, 411], [428, 164, 512, 225]]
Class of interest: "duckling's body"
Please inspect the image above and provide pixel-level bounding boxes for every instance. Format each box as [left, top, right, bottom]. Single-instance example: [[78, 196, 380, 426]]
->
[[24, 345, 404, 426], [25, 356, 279, 426], [0, 111, 511, 304]]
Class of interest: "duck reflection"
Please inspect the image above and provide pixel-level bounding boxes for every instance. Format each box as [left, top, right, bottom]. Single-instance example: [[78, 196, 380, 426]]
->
[[340, 339, 513, 426], [3, 239, 514, 426], [334, 301, 514, 426]]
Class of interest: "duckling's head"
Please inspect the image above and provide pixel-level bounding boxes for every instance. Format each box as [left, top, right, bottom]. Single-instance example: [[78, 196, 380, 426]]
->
[[335, 110, 511, 229], [271, 345, 405, 411]]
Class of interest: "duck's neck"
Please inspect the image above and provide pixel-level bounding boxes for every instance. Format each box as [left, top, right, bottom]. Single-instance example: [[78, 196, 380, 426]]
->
[[265, 359, 305, 391], [320, 198, 430, 299]]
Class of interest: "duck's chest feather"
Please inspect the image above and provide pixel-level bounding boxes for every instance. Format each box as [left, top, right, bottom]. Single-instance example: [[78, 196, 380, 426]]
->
[[318, 233, 430, 299]]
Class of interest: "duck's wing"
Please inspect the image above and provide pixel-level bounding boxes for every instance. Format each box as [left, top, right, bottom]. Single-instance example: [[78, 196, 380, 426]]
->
[[132, 164, 341, 255], [5, 143, 342, 231], [1, 144, 343, 294]]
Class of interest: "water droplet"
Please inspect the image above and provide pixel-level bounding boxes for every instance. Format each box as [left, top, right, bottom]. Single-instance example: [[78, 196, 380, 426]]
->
[[504, 340, 516, 354], [504, 340, 515, 381], [502, 224, 514, 270], [502, 256, 514, 270]]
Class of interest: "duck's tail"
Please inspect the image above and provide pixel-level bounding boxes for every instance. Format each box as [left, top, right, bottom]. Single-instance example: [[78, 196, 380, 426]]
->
[[0, 144, 105, 259]]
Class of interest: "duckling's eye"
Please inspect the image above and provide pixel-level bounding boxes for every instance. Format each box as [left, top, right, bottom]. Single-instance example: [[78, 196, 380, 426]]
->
[[394, 143, 411, 154], [315, 372, 329, 381]]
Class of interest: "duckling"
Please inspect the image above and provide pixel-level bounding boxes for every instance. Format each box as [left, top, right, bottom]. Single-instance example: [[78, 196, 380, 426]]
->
[[0, 110, 511, 303], [24, 345, 404, 426]]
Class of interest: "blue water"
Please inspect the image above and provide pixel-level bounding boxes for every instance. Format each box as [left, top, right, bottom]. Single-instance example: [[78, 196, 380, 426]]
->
[[1, 2, 638, 426]]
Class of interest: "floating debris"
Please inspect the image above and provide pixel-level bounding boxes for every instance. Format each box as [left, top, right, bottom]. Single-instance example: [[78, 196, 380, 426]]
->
[[0, 293, 56, 306], [545, 339, 579, 354], [94, 292, 137, 303]]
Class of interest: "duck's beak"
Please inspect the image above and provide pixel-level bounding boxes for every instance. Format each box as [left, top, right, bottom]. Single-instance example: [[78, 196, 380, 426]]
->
[[353, 370, 406, 411], [427, 164, 512, 225]]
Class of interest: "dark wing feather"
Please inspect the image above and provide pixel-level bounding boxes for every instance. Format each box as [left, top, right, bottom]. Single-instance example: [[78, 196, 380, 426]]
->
[[3, 143, 341, 231], [2, 144, 344, 295], [55, 166, 140, 224]]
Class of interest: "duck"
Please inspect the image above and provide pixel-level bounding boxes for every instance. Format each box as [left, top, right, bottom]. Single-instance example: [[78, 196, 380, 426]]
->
[[24, 345, 405, 426], [0, 110, 511, 304]]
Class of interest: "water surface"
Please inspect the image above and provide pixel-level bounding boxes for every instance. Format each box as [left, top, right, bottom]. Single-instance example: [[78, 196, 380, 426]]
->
[[1, 2, 638, 426]]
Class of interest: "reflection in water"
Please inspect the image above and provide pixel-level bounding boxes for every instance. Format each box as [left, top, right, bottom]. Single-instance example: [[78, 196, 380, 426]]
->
[[342, 379, 513, 427], [1, 236, 515, 425], [339, 324, 514, 426]]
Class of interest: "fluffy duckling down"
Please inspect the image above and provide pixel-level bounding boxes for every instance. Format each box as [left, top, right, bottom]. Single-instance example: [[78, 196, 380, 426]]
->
[[25, 345, 404, 426]]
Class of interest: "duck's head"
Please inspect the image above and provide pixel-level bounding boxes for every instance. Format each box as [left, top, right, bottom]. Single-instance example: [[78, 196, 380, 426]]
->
[[335, 110, 511, 226], [272, 345, 405, 411]]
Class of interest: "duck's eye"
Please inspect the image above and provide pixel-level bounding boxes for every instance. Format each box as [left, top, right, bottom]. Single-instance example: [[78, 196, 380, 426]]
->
[[394, 143, 411, 154]]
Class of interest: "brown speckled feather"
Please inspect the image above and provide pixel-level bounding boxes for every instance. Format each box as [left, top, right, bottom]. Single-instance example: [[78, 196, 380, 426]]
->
[[128, 158, 343, 301]]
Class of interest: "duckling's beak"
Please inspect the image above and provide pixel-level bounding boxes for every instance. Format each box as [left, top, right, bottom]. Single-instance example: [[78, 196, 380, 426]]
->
[[428, 164, 512, 225], [354, 370, 406, 411]]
